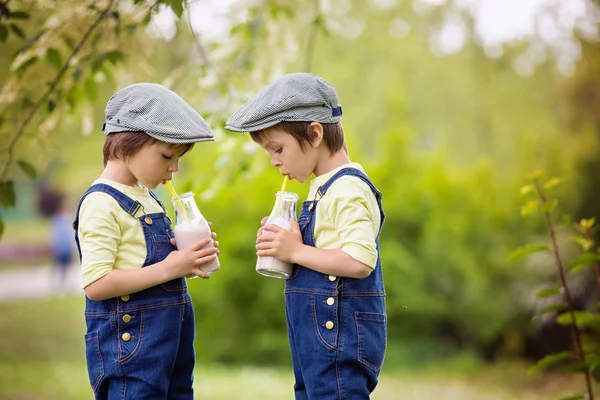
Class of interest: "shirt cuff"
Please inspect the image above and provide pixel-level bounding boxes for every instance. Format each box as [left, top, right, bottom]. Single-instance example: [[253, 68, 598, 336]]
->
[[341, 244, 377, 269]]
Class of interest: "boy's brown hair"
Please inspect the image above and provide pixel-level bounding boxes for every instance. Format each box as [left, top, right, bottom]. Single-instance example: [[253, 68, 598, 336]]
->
[[250, 122, 346, 154], [103, 132, 194, 166]]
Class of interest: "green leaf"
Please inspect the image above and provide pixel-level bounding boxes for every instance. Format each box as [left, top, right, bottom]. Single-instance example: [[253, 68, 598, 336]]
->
[[536, 287, 561, 299], [47, 99, 56, 113], [593, 364, 600, 383], [508, 245, 549, 260], [559, 395, 585, 400], [105, 50, 125, 64], [521, 200, 539, 217], [520, 184, 534, 195], [17, 160, 37, 179], [92, 53, 107, 71], [572, 236, 594, 252], [526, 170, 543, 180], [536, 302, 568, 317], [529, 351, 572, 373], [63, 35, 76, 50], [9, 11, 29, 20], [563, 361, 590, 373], [17, 56, 37, 73], [46, 48, 62, 69], [0, 216, 4, 239], [0, 25, 8, 42], [568, 252, 600, 273], [558, 215, 572, 227], [0, 180, 16, 209], [543, 178, 562, 190], [166, 0, 185, 19], [556, 311, 600, 327], [541, 199, 558, 213], [10, 23, 24, 39]]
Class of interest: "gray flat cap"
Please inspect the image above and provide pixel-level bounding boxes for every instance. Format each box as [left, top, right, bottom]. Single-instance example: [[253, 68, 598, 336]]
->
[[225, 73, 342, 132], [102, 83, 215, 144]]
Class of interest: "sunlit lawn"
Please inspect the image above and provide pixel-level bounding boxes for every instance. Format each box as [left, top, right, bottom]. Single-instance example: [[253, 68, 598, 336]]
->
[[0, 295, 593, 400]]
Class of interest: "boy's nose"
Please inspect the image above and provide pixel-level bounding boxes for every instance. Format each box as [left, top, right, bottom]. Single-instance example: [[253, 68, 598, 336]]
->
[[270, 157, 281, 167], [169, 160, 179, 172]]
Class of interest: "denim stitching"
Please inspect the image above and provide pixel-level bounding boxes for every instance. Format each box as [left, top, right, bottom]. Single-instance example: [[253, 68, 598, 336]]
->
[[120, 309, 144, 364], [85, 331, 104, 391], [312, 295, 337, 351], [355, 311, 386, 373]]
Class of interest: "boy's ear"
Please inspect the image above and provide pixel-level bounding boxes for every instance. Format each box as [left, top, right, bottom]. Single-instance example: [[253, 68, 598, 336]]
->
[[309, 122, 324, 148]]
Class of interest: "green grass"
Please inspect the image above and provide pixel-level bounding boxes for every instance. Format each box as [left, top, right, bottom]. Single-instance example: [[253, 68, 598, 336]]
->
[[0, 295, 594, 400]]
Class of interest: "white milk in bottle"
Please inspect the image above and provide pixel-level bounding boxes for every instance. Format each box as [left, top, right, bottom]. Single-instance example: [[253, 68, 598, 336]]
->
[[256, 191, 299, 279], [172, 192, 220, 276]]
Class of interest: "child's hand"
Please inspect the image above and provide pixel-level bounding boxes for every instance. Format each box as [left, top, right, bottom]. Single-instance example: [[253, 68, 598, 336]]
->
[[164, 237, 219, 279], [256, 216, 269, 238], [256, 220, 303, 263]]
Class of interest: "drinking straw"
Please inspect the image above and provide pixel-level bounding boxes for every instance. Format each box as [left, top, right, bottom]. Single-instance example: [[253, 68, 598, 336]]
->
[[273, 176, 290, 214], [281, 176, 289, 192], [166, 180, 189, 222]]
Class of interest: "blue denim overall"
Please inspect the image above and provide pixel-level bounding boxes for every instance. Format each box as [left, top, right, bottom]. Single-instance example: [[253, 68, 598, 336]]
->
[[74, 184, 195, 400], [285, 168, 387, 400]]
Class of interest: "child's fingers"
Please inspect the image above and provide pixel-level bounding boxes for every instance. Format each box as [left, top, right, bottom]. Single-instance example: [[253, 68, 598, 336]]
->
[[263, 224, 283, 233], [261, 216, 268, 226], [193, 269, 211, 279], [256, 249, 275, 257], [290, 220, 300, 232], [195, 246, 218, 259], [213, 240, 219, 248], [255, 241, 273, 250], [256, 233, 275, 243], [170, 238, 177, 246], [211, 231, 217, 239], [189, 238, 213, 251]]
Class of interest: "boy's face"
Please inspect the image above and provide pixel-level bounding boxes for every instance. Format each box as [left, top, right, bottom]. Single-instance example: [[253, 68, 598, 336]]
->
[[126, 142, 182, 189], [258, 128, 318, 184]]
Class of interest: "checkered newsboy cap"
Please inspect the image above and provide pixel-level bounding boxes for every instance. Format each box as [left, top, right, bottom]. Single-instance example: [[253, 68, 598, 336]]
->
[[225, 73, 342, 133], [102, 83, 215, 144]]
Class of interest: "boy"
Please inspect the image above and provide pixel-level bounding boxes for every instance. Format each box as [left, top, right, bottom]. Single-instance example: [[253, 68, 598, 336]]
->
[[74, 83, 219, 399], [226, 73, 387, 399]]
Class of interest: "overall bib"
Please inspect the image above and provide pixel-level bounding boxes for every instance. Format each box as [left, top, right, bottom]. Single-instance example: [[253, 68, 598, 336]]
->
[[285, 168, 387, 400]]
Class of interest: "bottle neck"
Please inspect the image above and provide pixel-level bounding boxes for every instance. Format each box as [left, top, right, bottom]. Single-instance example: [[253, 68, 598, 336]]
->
[[271, 196, 298, 221]]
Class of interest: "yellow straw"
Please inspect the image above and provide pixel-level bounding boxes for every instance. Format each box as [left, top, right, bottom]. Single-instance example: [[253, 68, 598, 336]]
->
[[166, 180, 189, 222], [281, 176, 289, 192], [273, 176, 290, 213]]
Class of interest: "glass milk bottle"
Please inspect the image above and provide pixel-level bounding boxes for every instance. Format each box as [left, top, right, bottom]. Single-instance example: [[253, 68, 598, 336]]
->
[[172, 192, 220, 276], [256, 191, 299, 279]]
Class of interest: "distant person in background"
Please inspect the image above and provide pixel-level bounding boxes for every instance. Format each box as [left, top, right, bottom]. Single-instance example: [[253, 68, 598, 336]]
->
[[50, 198, 74, 288], [37, 185, 75, 288]]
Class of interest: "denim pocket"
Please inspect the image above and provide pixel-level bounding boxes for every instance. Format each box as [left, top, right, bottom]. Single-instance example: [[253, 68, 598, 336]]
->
[[312, 295, 339, 350], [356, 312, 387, 373], [120, 310, 144, 363], [84, 331, 104, 391]]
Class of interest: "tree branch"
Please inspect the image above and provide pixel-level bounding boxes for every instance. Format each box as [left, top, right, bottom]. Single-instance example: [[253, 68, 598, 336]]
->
[[184, 0, 232, 104], [304, 0, 321, 73], [0, 0, 116, 182]]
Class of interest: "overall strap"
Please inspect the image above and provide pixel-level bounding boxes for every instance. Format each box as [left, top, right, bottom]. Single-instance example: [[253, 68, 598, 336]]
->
[[316, 167, 382, 199], [315, 167, 385, 239], [148, 189, 166, 212], [73, 183, 141, 232]]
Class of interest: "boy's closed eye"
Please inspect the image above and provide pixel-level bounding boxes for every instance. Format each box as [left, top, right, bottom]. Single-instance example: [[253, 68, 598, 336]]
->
[[274, 147, 283, 154], [162, 154, 173, 160]]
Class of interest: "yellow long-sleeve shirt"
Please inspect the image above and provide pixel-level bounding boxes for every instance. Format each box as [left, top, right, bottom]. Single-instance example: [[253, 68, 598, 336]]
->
[[77, 179, 164, 289], [307, 163, 381, 269]]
